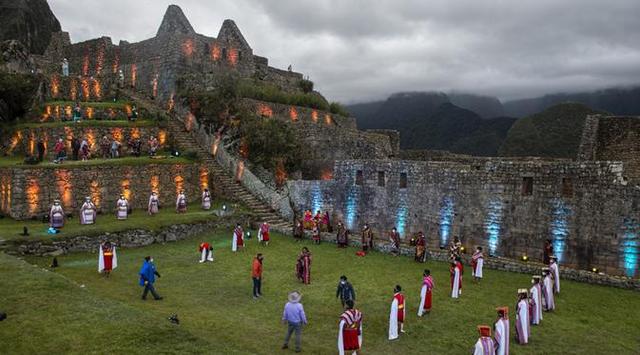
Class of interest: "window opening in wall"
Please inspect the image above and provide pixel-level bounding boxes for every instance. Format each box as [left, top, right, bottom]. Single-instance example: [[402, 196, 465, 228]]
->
[[562, 177, 573, 197], [355, 170, 363, 186], [400, 172, 408, 189], [378, 171, 385, 187], [522, 177, 533, 196]]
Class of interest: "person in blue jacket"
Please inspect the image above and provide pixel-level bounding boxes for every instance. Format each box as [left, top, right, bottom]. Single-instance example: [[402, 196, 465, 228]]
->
[[139, 256, 162, 300]]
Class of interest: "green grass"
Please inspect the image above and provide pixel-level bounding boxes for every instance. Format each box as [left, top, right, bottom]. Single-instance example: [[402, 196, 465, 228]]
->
[[12, 120, 161, 129], [0, 155, 195, 168], [0, 201, 245, 241], [3, 231, 638, 354]]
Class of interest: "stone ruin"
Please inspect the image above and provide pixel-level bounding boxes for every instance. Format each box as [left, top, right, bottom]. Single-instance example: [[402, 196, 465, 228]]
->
[[0, 4, 638, 279]]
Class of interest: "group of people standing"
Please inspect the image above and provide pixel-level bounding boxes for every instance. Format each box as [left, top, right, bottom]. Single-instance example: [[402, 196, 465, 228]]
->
[[47, 188, 213, 230], [44, 133, 161, 164]]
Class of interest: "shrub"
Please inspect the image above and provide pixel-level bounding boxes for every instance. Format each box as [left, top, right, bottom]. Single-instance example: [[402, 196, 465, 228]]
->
[[298, 79, 314, 93], [238, 80, 329, 111], [329, 102, 350, 117]]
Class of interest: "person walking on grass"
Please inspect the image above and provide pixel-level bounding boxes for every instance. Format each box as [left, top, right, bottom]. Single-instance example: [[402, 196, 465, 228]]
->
[[282, 291, 307, 352], [139, 256, 162, 300], [336, 275, 356, 308], [252, 253, 264, 299]]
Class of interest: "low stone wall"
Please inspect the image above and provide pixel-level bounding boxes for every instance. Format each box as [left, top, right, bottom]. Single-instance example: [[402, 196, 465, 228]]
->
[[5, 214, 255, 256], [240, 98, 356, 130], [304, 230, 640, 291], [3, 125, 167, 158], [0, 162, 207, 219]]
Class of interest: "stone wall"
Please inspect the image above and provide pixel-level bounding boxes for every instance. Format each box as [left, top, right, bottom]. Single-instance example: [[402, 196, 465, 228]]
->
[[288, 158, 640, 278], [5, 215, 255, 257], [0, 162, 208, 219], [594, 115, 640, 183], [3, 125, 167, 158]]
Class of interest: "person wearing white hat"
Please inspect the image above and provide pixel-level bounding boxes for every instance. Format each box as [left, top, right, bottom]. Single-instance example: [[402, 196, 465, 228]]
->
[[49, 200, 65, 228], [549, 256, 560, 294], [515, 289, 530, 345], [530, 276, 543, 325], [176, 190, 187, 213], [281, 291, 307, 352], [116, 194, 129, 220], [541, 268, 555, 311], [80, 197, 97, 225]]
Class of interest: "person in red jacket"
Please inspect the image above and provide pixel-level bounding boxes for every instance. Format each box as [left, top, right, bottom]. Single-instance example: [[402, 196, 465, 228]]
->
[[252, 253, 264, 299]]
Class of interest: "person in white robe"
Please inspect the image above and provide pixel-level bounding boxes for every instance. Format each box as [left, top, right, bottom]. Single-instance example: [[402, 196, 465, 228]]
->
[[176, 190, 187, 213], [49, 200, 65, 228], [116, 195, 129, 220], [494, 306, 510, 355], [450, 260, 461, 298], [471, 246, 484, 281], [338, 300, 363, 355], [417, 269, 434, 317], [148, 191, 159, 215], [515, 289, 530, 345], [542, 268, 555, 311], [388, 285, 405, 340], [201, 188, 211, 210], [232, 224, 244, 252], [79, 197, 97, 225], [98, 241, 118, 277], [473, 325, 496, 355], [549, 255, 560, 294], [530, 275, 543, 325]]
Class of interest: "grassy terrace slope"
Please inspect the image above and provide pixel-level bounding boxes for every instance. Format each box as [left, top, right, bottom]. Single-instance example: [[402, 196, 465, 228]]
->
[[3, 231, 638, 354], [0, 154, 193, 168], [0, 201, 244, 240]]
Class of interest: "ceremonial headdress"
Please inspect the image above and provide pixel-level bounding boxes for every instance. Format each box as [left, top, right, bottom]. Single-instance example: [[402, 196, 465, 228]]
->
[[496, 306, 509, 319], [477, 325, 491, 337]]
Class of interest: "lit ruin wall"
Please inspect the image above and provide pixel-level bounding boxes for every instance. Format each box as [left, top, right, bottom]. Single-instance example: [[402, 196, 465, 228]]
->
[[0, 163, 210, 220], [2, 125, 167, 158], [288, 159, 640, 278]]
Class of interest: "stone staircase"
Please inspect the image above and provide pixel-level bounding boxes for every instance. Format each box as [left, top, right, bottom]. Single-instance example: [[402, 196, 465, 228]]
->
[[122, 90, 292, 233]]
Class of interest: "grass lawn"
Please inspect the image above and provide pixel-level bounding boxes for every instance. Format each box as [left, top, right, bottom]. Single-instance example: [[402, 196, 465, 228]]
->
[[2, 231, 638, 354], [0, 201, 246, 240], [0, 154, 195, 168], [44, 101, 132, 109]]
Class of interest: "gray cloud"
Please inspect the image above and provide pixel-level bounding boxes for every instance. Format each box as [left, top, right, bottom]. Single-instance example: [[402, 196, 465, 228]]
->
[[49, 0, 640, 103]]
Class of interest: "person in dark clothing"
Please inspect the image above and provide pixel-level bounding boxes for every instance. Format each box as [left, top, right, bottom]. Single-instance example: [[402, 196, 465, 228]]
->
[[71, 138, 81, 160], [139, 256, 162, 300], [36, 139, 46, 161], [544, 239, 554, 265], [336, 275, 356, 308]]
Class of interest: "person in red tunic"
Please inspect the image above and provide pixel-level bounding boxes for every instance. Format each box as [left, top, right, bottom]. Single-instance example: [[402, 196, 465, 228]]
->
[[312, 223, 321, 244], [296, 247, 312, 284], [199, 241, 214, 263], [414, 231, 427, 262], [232, 224, 244, 252], [418, 269, 434, 317], [388, 285, 405, 340], [98, 241, 117, 277], [338, 299, 362, 355], [259, 221, 270, 246]]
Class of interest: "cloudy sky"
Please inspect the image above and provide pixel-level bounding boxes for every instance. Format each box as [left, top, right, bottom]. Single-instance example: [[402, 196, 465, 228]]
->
[[49, 0, 640, 103]]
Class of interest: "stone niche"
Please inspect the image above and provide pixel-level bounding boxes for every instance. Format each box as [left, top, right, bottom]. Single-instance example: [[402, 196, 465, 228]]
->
[[289, 158, 640, 278], [3, 125, 168, 158], [0, 162, 210, 220]]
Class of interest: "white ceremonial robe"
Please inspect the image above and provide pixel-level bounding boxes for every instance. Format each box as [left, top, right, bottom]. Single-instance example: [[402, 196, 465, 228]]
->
[[232, 232, 239, 252], [516, 299, 529, 344], [200, 248, 213, 262], [495, 318, 509, 355], [338, 319, 362, 355], [98, 246, 118, 272], [202, 192, 211, 210], [530, 284, 543, 324], [543, 275, 555, 310], [550, 262, 560, 294], [473, 258, 484, 278], [451, 267, 461, 298], [388, 298, 400, 340], [418, 284, 428, 317]]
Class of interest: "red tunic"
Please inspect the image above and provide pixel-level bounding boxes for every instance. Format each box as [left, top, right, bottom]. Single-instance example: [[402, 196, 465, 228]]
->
[[394, 293, 405, 323], [102, 248, 113, 271], [199, 242, 210, 252], [260, 224, 270, 242], [235, 228, 244, 247], [341, 309, 362, 351]]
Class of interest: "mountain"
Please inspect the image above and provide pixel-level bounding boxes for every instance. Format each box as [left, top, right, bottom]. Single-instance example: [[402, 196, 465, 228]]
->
[[448, 93, 504, 118], [503, 86, 640, 118], [499, 103, 606, 158], [347, 92, 515, 156], [0, 0, 61, 55]]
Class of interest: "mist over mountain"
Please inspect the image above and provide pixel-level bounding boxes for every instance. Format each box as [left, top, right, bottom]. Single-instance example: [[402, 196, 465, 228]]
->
[[347, 92, 516, 156], [503, 86, 640, 118]]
